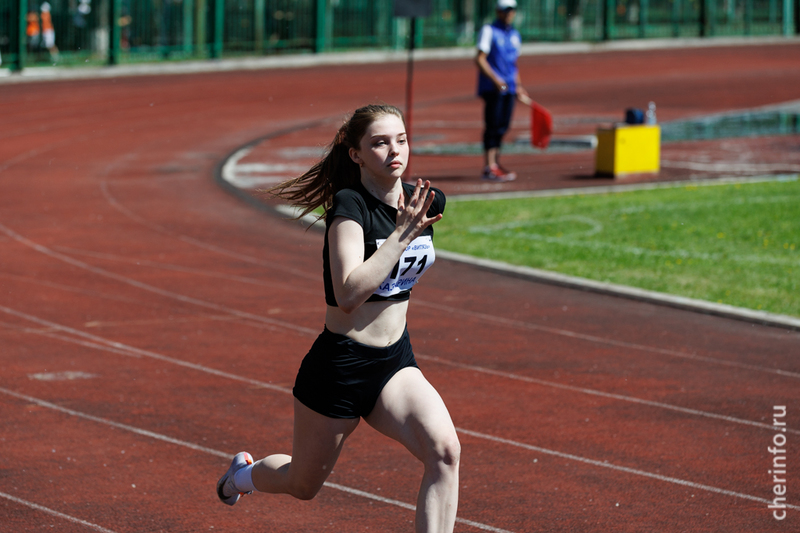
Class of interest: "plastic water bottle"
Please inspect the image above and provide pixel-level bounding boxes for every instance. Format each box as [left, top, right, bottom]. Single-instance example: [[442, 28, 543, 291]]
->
[[646, 101, 657, 124]]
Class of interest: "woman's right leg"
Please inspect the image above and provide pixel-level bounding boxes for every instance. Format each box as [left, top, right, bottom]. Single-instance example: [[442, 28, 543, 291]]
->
[[251, 398, 360, 500]]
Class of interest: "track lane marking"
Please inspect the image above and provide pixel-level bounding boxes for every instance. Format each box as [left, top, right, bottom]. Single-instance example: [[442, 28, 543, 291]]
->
[[417, 300, 800, 379], [2, 305, 795, 437], [50, 245, 320, 296], [0, 223, 318, 337], [98, 180, 318, 281], [0, 387, 513, 533], [24, 184, 798, 376], [0, 491, 119, 533], [3, 383, 797, 529], [416, 354, 800, 435], [0, 306, 292, 395], [4, 300, 797, 516], [323, 483, 514, 533], [3, 306, 796, 513], [4, 220, 795, 379], [456, 427, 800, 511]]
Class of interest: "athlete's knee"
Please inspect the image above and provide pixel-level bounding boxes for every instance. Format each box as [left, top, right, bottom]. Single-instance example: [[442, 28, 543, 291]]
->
[[442, 433, 461, 469], [287, 472, 327, 500], [287, 477, 325, 501], [425, 431, 461, 475]]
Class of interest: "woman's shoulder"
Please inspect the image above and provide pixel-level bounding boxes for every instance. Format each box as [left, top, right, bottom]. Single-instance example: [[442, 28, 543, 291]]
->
[[328, 186, 370, 226], [332, 186, 367, 203]]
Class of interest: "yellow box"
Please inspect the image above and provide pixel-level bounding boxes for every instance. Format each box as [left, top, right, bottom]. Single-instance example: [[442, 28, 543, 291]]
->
[[595, 124, 660, 176]]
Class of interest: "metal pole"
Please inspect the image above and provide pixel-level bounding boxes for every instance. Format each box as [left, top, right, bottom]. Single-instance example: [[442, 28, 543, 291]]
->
[[211, 0, 224, 58], [183, 0, 194, 55], [315, 0, 327, 52], [196, 0, 206, 57], [254, 0, 265, 53], [796, 0, 800, 34], [603, 0, 614, 40], [795, 0, 799, 34], [699, 0, 707, 36], [671, 0, 681, 37], [404, 17, 416, 180], [639, 0, 648, 38], [109, 0, 121, 65], [707, 0, 716, 36], [12, 0, 28, 71], [784, 0, 795, 35]]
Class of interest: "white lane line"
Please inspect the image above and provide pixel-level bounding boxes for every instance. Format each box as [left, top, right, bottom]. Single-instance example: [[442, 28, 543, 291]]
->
[[0, 386, 230, 457], [2, 304, 794, 438], [0, 223, 318, 337], [12, 228, 797, 380], [0, 387, 512, 533], [456, 427, 800, 511], [323, 483, 515, 533], [221, 147, 307, 189], [6, 215, 796, 379], [0, 306, 292, 395], [417, 354, 800, 436], [2, 322, 791, 519], [416, 300, 800, 379], [98, 180, 318, 281], [4, 382, 796, 526], [0, 491, 119, 533], [51, 245, 319, 296]]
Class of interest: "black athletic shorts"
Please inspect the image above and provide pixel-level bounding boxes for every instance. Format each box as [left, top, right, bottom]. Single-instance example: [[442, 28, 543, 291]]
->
[[293, 326, 419, 419]]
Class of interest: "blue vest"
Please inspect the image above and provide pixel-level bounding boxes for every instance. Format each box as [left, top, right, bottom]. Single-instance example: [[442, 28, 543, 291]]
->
[[477, 20, 521, 95]]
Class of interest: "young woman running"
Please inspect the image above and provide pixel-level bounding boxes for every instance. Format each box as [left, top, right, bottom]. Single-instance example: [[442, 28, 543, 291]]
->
[[216, 104, 460, 532]]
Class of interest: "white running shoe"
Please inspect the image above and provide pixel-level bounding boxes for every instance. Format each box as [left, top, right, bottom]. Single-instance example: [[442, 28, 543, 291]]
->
[[216, 451, 254, 506]]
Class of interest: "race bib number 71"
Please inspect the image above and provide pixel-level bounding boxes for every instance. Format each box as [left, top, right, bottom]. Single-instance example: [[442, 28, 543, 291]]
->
[[374, 235, 435, 297]]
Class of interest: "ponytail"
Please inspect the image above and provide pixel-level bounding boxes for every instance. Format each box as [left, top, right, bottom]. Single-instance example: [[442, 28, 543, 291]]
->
[[267, 104, 404, 220]]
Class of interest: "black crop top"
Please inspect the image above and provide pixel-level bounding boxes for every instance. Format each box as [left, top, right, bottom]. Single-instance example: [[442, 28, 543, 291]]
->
[[323, 180, 446, 307]]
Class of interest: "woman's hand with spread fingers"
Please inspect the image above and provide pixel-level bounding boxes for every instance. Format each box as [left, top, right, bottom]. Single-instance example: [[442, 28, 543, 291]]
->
[[395, 179, 443, 246]]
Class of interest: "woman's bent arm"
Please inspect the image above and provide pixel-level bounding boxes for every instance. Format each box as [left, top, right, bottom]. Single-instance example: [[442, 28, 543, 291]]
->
[[328, 217, 408, 313], [329, 181, 441, 314]]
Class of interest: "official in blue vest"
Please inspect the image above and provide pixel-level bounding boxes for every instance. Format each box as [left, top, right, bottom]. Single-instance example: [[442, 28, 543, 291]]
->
[[476, 0, 532, 182]]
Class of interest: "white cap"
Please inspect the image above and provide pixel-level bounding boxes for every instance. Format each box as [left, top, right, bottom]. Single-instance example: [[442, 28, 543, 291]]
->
[[41, 2, 51, 12], [496, 0, 517, 10]]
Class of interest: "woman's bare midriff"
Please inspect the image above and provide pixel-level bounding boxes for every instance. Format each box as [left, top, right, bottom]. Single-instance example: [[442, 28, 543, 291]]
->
[[325, 300, 409, 347]]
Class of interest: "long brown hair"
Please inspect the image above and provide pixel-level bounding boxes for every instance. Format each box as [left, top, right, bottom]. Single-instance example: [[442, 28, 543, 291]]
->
[[267, 103, 405, 220]]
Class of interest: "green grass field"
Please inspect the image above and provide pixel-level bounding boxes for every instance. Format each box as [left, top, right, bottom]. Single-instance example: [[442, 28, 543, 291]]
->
[[435, 177, 800, 317]]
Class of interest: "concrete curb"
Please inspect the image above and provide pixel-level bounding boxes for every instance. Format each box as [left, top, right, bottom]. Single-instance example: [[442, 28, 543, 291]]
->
[[266, 200, 800, 333], [436, 250, 800, 332]]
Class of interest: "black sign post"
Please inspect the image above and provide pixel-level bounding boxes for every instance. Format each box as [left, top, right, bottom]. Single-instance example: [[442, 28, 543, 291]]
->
[[394, 1, 432, 180]]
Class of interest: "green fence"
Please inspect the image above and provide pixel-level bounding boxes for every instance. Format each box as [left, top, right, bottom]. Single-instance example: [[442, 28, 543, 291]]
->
[[2, 0, 797, 71]]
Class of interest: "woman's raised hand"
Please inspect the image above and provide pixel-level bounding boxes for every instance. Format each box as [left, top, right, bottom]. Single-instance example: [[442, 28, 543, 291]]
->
[[395, 179, 443, 245]]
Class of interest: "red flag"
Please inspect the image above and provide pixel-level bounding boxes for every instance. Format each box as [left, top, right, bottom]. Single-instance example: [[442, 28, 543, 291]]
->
[[531, 102, 553, 149]]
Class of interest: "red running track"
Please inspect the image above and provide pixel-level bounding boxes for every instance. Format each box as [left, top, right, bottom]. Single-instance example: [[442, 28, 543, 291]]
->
[[1, 42, 799, 532]]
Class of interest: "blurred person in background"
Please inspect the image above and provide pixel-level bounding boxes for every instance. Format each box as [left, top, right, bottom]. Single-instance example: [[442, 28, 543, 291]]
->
[[476, 0, 532, 182], [26, 7, 40, 53], [40, 2, 59, 62]]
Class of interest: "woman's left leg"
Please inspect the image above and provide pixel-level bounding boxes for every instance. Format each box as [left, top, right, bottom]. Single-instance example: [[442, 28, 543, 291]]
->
[[364, 367, 460, 533]]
